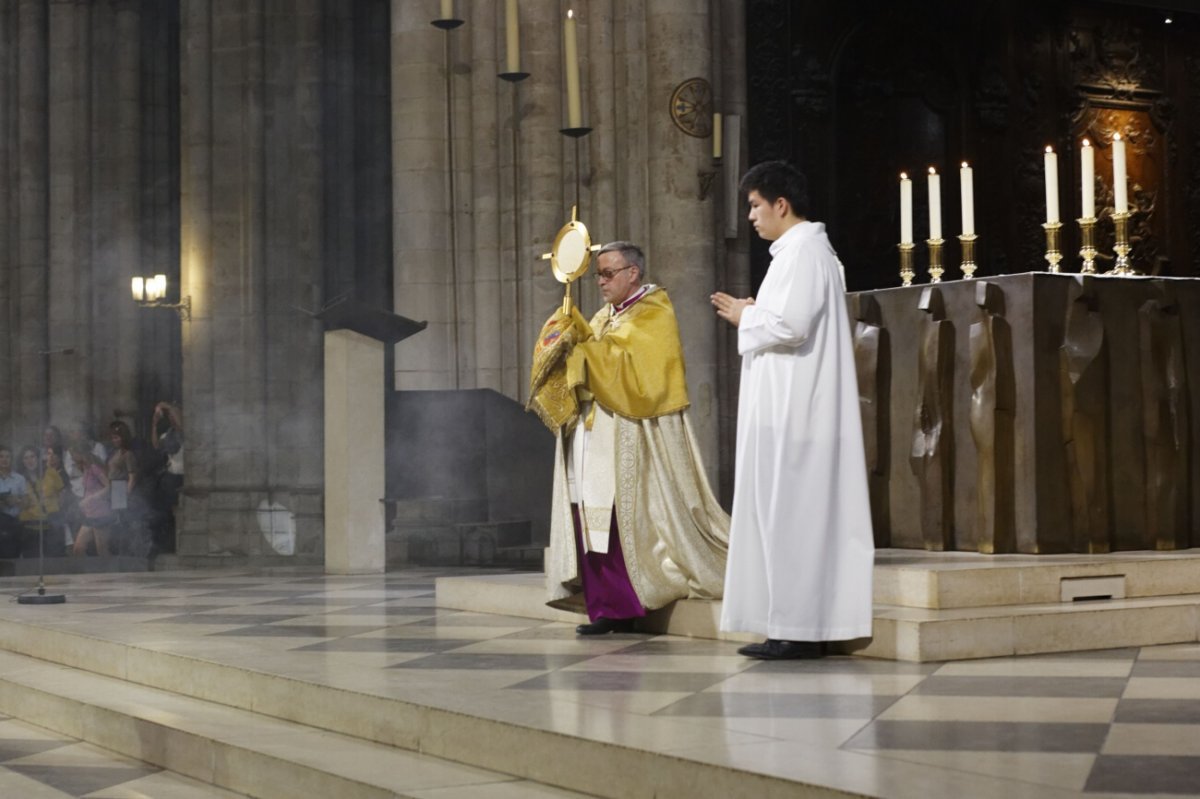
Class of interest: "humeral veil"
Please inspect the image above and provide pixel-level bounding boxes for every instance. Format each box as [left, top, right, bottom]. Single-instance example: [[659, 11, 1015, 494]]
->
[[528, 287, 729, 614]]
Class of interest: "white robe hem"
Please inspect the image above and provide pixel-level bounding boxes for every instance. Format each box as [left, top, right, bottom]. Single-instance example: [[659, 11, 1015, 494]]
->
[[720, 616, 873, 642]]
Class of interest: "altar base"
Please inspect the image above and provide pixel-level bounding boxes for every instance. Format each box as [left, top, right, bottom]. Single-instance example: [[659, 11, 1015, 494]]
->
[[436, 548, 1200, 662]]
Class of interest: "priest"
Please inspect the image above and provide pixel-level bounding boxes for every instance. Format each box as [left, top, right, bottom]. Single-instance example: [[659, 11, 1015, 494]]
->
[[712, 161, 875, 659], [529, 242, 729, 635]]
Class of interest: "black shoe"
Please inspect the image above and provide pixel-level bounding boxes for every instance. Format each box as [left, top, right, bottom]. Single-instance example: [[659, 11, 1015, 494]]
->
[[576, 617, 636, 635], [737, 639, 825, 660]]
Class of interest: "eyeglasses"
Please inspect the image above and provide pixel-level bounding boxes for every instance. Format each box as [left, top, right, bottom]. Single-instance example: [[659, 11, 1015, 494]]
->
[[595, 264, 634, 281]]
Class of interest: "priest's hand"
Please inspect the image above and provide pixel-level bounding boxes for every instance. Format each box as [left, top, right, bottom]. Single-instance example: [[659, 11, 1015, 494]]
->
[[711, 292, 754, 327]]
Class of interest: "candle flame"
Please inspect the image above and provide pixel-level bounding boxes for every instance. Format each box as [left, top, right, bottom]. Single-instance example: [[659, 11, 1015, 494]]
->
[[567, 8, 574, 18], [1045, 146, 1053, 154], [1082, 138, 1091, 147], [900, 172, 908, 180], [961, 161, 969, 169], [1113, 132, 1122, 141], [928, 167, 936, 175]]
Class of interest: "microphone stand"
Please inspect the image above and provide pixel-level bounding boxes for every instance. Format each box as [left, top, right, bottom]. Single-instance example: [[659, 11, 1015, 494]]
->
[[18, 477, 66, 605]]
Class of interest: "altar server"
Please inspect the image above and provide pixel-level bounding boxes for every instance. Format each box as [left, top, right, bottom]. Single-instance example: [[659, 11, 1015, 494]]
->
[[712, 161, 875, 659]]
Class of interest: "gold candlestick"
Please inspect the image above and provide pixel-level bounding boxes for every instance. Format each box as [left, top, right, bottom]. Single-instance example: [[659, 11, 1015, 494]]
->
[[1042, 221, 1063, 273], [926, 238, 945, 284], [1111, 210, 1133, 275], [958, 233, 977, 279], [1077, 216, 1097, 275], [898, 241, 915, 287]]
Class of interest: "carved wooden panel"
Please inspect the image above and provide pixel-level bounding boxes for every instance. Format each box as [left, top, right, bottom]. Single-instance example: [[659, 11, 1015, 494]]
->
[[746, 1, 1200, 291]]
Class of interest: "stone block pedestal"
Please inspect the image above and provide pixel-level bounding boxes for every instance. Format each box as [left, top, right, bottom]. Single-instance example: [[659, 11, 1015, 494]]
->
[[324, 329, 385, 574]]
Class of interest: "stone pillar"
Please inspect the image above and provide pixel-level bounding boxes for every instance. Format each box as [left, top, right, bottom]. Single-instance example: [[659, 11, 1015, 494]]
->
[[46, 0, 90, 431], [324, 330, 385, 574], [264, 0, 325, 552], [518, 0, 574, 397], [645, 2, 719, 480], [0, 3, 174, 456], [715, 0, 749, 505], [391, 1, 456, 391], [179, 0, 326, 557], [0, 3, 15, 441], [88, 0, 143, 427], [15, 0, 49, 445]]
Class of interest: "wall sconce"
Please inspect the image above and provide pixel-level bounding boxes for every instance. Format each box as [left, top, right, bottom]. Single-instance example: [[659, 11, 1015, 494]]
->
[[131, 274, 191, 320]]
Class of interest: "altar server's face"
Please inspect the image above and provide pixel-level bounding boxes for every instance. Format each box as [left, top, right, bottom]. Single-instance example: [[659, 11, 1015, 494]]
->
[[747, 190, 789, 241]]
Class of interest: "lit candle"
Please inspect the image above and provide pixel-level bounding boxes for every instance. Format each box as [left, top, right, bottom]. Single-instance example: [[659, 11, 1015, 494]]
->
[[440, 0, 452, 20], [927, 167, 942, 240], [712, 113, 722, 160], [563, 10, 582, 129], [1081, 139, 1095, 219], [505, 0, 520, 74], [131, 276, 144, 302], [1112, 133, 1127, 213], [1044, 146, 1059, 224], [900, 173, 913, 244], [960, 161, 975, 236]]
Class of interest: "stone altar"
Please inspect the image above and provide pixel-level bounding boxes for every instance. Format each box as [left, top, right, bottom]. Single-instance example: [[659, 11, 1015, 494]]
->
[[852, 273, 1199, 553]]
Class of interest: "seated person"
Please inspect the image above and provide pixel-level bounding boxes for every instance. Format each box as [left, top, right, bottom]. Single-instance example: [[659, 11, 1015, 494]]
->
[[20, 446, 68, 558], [0, 445, 28, 558]]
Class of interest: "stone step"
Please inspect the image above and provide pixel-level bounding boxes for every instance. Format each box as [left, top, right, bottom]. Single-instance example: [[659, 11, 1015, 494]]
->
[[434, 569, 1200, 662], [0, 648, 592, 799], [0, 607, 868, 798], [874, 548, 1200, 609]]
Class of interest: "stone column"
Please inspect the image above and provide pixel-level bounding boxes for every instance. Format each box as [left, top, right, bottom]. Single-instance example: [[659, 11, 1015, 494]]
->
[[264, 0, 325, 551], [87, 0, 143, 428], [391, 1, 457, 391], [519, 0, 575, 391], [715, 0, 749, 504], [0, 3, 15, 441], [644, 1, 719, 480], [467, 8, 500, 392], [49, 0, 93, 432], [179, 0, 325, 557], [15, 0, 49, 445]]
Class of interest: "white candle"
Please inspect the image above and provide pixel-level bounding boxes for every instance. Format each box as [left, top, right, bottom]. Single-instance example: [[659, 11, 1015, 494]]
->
[[131, 276, 145, 302], [927, 168, 942, 241], [1044, 146, 1059, 224], [505, 0, 520, 74], [712, 113, 722, 159], [1112, 133, 1128, 213], [440, 0, 453, 20], [900, 173, 913, 244], [1081, 139, 1095, 219], [564, 10, 582, 128], [959, 161, 975, 236]]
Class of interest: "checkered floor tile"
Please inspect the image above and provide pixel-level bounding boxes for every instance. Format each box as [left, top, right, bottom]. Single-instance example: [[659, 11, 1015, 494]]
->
[[2, 568, 1200, 797]]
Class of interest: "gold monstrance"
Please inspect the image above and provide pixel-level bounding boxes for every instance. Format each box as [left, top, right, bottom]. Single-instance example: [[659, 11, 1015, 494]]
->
[[541, 205, 601, 314]]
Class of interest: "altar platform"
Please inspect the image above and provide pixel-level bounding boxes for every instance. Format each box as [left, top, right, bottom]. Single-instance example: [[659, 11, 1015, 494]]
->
[[437, 548, 1200, 662], [0, 566, 1199, 798]]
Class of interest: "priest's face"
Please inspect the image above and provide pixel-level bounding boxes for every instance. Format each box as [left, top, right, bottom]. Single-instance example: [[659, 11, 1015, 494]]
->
[[747, 190, 790, 241], [596, 251, 640, 306]]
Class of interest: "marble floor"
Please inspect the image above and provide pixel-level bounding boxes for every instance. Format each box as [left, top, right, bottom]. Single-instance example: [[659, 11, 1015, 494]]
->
[[0, 567, 1198, 798], [0, 715, 251, 798]]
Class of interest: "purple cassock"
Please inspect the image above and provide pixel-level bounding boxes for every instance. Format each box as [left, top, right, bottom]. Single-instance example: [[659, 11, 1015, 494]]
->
[[571, 504, 646, 622]]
